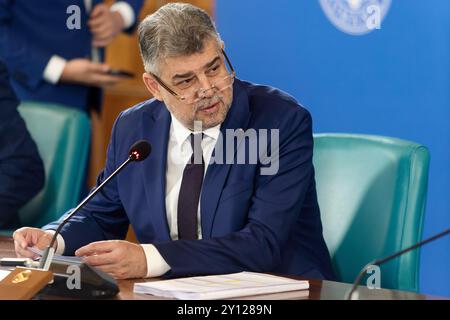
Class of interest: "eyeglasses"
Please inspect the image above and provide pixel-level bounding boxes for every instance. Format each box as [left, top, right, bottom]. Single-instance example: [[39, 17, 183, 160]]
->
[[151, 49, 236, 105]]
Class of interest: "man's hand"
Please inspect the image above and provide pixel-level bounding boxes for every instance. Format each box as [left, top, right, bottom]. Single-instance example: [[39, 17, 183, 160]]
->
[[13, 227, 54, 259], [75, 240, 147, 279], [60, 59, 122, 87], [88, 4, 125, 47]]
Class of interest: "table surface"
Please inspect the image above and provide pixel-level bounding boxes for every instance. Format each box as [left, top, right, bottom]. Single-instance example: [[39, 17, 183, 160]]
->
[[0, 237, 445, 300]]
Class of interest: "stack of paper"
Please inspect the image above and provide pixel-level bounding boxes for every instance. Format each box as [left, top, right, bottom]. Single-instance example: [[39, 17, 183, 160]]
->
[[134, 271, 309, 300]]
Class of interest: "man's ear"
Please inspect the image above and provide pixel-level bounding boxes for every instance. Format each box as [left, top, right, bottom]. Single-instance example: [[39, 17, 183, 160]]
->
[[142, 73, 163, 101]]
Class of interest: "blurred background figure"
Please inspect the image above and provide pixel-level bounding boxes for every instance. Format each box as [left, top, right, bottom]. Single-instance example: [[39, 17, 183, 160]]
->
[[0, 0, 144, 189], [0, 59, 45, 229], [0, 0, 144, 111]]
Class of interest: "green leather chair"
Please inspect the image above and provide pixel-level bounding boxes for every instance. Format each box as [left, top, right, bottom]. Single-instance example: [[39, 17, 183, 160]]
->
[[313, 133, 430, 292], [0, 102, 90, 236]]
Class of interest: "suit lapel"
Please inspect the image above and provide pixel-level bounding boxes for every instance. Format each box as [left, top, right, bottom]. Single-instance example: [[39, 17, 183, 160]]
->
[[201, 80, 251, 238], [140, 103, 172, 241]]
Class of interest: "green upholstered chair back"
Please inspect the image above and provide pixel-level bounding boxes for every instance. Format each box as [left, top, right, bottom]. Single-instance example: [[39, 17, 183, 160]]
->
[[17, 102, 90, 228], [313, 134, 430, 292]]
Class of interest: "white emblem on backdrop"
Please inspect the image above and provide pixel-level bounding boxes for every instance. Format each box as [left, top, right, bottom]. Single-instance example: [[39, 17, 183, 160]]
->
[[319, 0, 391, 35]]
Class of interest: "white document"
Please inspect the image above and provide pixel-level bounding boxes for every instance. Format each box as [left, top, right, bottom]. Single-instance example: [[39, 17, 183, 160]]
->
[[0, 269, 10, 282], [134, 271, 309, 300]]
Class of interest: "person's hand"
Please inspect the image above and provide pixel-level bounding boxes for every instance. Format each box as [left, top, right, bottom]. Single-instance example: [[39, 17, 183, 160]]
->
[[75, 240, 147, 279], [13, 227, 54, 259], [60, 59, 122, 87], [88, 3, 125, 47]]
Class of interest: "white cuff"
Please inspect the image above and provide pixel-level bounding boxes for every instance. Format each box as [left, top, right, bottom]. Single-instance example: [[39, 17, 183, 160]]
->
[[141, 244, 171, 278], [43, 55, 67, 84], [110, 2, 135, 30], [45, 230, 66, 255]]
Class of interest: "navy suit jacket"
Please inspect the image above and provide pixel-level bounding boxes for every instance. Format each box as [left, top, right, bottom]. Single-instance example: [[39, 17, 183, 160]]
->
[[0, 0, 143, 110], [0, 60, 45, 228], [45, 79, 335, 280]]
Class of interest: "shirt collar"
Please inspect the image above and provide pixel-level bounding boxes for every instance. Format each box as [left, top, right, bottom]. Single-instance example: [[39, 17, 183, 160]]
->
[[170, 114, 221, 147], [171, 114, 192, 148]]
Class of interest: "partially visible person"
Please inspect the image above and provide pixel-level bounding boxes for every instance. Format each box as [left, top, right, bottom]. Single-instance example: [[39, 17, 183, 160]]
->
[[0, 0, 144, 111], [0, 60, 45, 229], [1, 0, 145, 192]]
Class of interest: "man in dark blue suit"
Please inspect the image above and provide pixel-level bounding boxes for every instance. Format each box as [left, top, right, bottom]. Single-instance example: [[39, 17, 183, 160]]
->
[[0, 0, 143, 110], [0, 60, 45, 229], [14, 3, 335, 281]]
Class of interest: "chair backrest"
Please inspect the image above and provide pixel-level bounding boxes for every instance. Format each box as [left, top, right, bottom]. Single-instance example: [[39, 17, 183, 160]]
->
[[313, 133, 430, 292], [17, 102, 90, 227]]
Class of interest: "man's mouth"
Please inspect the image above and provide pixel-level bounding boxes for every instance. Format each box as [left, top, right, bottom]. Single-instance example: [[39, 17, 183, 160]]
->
[[199, 101, 220, 113]]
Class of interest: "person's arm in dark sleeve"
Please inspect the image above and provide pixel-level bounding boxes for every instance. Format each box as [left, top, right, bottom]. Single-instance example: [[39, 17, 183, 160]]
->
[[0, 61, 45, 227], [89, 0, 144, 48], [153, 109, 316, 278]]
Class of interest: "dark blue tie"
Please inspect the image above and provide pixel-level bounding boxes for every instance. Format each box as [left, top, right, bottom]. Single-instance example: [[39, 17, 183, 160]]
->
[[177, 133, 204, 240]]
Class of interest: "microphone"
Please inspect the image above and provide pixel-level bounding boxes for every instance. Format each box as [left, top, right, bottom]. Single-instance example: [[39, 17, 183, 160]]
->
[[38, 140, 151, 270], [346, 228, 450, 300]]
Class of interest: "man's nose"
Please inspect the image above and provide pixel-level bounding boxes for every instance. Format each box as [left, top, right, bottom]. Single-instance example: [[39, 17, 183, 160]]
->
[[197, 74, 214, 98]]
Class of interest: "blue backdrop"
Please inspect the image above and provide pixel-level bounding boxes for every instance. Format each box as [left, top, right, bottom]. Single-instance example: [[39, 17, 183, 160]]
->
[[216, 0, 450, 297]]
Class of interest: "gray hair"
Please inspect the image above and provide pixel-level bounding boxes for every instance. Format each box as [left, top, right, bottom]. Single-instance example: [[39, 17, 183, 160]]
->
[[138, 3, 222, 74]]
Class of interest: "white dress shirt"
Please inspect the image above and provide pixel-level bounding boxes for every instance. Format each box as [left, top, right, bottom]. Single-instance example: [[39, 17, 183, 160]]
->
[[43, 0, 135, 84], [50, 114, 221, 278]]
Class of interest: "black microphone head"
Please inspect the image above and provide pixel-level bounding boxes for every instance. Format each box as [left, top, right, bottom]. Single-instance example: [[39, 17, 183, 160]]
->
[[129, 140, 151, 162]]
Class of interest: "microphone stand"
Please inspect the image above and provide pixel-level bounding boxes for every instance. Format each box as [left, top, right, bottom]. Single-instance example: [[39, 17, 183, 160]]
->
[[346, 228, 450, 300], [39, 156, 134, 270]]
